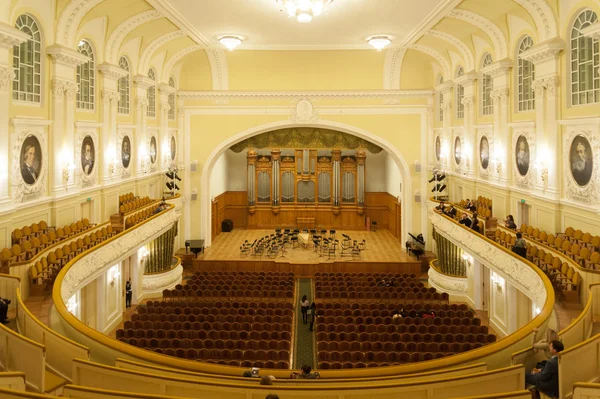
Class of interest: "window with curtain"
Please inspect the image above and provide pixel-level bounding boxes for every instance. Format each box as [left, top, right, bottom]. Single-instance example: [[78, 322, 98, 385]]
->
[[257, 171, 270, 203], [281, 171, 294, 203], [318, 172, 331, 203], [455, 67, 464, 119], [168, 77, 176, 120], [76, 39, 94, 110], [13, 14, 41, 103], [147, 68, 156, 118], [518, 36, 535, 111], [117, 56, 130, 114], [570, 10, 599, 106], [342, 172, 355, 203], [297, 181, 315, 203], [481, 53, 493, 115]]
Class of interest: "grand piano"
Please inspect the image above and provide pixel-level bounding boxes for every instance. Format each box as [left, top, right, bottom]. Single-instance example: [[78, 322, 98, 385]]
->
[[406, 233, 425, 260]]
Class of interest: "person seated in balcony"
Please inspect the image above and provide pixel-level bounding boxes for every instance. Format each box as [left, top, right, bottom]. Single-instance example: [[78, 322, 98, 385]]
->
[[445, 205, 457, 218], [459, 214, 472, 228], [531, 328, 560, 360], [505, 214, 517, 230], [471, 214, 481, 233], [512, 232, 527, 258], [297, 365, 320, 379], [525, 340, 564, 399], [435, 201, 446, 213]]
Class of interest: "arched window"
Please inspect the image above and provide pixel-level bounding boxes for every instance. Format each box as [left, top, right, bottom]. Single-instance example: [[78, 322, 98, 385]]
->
[[481, 53, 493, 115], [117, 56, 130, 114], [147, 68, 156, 118], [438, 75, 444, 122], [455, 66, 464, 120], [13, 14, 41, 103], [518, 36, 535, 111], [571, 10, 599, 106], [76, 39, 95, 110], [168, 77, 176, 120]]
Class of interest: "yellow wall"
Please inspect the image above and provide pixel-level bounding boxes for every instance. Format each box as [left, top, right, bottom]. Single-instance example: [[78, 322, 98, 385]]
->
[[226, 50, 386, 91]]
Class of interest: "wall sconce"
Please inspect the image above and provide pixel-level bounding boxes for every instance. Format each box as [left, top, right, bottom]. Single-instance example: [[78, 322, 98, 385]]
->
[[66, 296, 78, 314], [109, 266, 120, 287], [107, 147, 117, 178], [491, 272, 504, 293], [534, 307, 541, 315], [535, 158, 549, 188], [60, 150, 75, 187]]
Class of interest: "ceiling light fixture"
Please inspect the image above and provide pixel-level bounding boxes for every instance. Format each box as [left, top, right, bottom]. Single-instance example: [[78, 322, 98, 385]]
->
[[276, 0, 333, 23], [367, 35, 392, 51], [218, 35, 244, 51]]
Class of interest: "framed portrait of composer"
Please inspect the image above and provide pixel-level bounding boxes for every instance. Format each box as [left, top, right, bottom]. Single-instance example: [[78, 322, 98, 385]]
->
[[569, 135, 593, 187]]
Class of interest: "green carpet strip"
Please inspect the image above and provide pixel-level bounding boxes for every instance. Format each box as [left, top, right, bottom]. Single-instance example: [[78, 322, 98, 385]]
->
[[294, 278, 315, 369]]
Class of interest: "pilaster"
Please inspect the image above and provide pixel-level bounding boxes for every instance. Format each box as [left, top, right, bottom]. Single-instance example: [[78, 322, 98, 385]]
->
[[134, 75, 153, 175], [159, 83, 175, 170], [0, 24, 29, 202], [456, 71, 478, 176], [436, 81, 454, 168]]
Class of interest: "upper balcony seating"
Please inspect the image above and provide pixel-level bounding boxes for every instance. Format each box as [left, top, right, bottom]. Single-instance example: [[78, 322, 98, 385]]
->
[[119, 195, 153, 215]]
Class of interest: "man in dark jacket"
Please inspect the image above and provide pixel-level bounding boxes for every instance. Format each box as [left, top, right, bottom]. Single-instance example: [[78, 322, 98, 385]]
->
[[526, 340, 564, 398]]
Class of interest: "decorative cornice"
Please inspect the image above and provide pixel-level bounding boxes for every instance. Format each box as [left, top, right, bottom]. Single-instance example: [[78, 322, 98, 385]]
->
[[0, 22, 30, 48], [133, 75, 155, 89], [490, 87, 509, 100], [138, 30, 186, 75], [98, 63, 128, 80], [142, 265, 183, 295], [11, 118, 53, 128], [454, 71, 478, 86], [204, 48, 229, 90], [384, 48, 406, 90], [447, 9, 508, 59], [105, 11, 162, 64], [435, 81, 454, 93], [178, 90, 435, 101], [481, 58, 513, 77], [159, 83, 176, 95], [0, 67, 15, 92], [428, 265, 468, 296], [46, 44, 90, 67], [519, 37, 564, 64], [581, 22, 600, 40]]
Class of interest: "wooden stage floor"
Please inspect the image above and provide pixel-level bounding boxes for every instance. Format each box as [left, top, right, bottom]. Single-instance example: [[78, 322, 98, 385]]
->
[[198, 229, 417, 264]]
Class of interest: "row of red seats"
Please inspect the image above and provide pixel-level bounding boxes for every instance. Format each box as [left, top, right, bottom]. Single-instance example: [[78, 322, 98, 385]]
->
[[316, 331, 496, 344], [143, 300, 294, 311], [131, 313, 293, 325]]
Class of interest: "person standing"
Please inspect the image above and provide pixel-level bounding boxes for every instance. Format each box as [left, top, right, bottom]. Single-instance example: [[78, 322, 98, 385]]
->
[[125, 280, 132, 308], [308, 302, 317, 331], [300, 295, 309, 324]]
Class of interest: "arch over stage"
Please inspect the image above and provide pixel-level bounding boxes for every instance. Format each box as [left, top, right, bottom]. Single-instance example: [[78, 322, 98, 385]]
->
[[198, 119, 415, 247]]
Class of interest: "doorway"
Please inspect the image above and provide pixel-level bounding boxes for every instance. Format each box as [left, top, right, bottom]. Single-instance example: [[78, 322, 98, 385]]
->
[[517, 201, 530, 226]]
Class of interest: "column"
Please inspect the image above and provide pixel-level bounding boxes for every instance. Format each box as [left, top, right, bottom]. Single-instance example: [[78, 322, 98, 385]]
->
[[270, 149, 281, 213], [47, 44, 89, 194], [456, 72, 478, 177], [247, 149, 257, 214], [159, 83, 175, 171], [356, 146, 366, 215], [484, 59, 512, 185], [98, 63, 127, 181], [133, 75, 152, 175], [521, 39, 563, 197], [331, 149, 341, 214], [0, 25, 29, 202]]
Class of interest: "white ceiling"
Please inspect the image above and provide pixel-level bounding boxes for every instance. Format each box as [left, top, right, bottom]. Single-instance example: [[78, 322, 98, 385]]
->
[[164, 0, 445, 50]]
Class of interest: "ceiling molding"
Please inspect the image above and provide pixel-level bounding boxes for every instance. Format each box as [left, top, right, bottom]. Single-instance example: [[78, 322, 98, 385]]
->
[[55, 0, 105, 47], [447, 9, 508, 59], [178, 90, 434, 101], [204, 48, 229, 91], [398, 0, 464, 48], [105, 11, 162, 64], [162, 45, 203, 83], [138, 30, 186, 75], [511, 0, 557, 41], [145, 0, 210, 47], [383, 48, 406, 90], [409, 44, 452, 79], [425, 30, 475, 71]]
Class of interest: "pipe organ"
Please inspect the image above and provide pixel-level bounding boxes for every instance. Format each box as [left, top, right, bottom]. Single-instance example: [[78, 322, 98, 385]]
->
[[246, 148, 366, 217]]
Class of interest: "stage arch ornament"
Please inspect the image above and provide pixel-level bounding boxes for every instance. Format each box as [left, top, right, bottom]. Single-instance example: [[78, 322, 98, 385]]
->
[[512, 127, 535, 188], [563, 125, 600, 205], [75, 130, 98, 188], [12, 128, 48, 203], [291, 98, 319, 123]]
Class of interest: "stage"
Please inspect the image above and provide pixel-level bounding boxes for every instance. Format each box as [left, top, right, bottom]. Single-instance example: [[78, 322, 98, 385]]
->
[[191, 229, 423, 277]]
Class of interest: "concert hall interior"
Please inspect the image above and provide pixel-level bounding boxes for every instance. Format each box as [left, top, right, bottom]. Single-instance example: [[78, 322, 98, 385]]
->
[[0, 0, 600, 398]]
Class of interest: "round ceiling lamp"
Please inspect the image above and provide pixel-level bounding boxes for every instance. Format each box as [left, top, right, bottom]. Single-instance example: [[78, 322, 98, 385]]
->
[[367, 35, 392, 51], [218, 35, 244, 51], [276, 0, 333, 23]]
